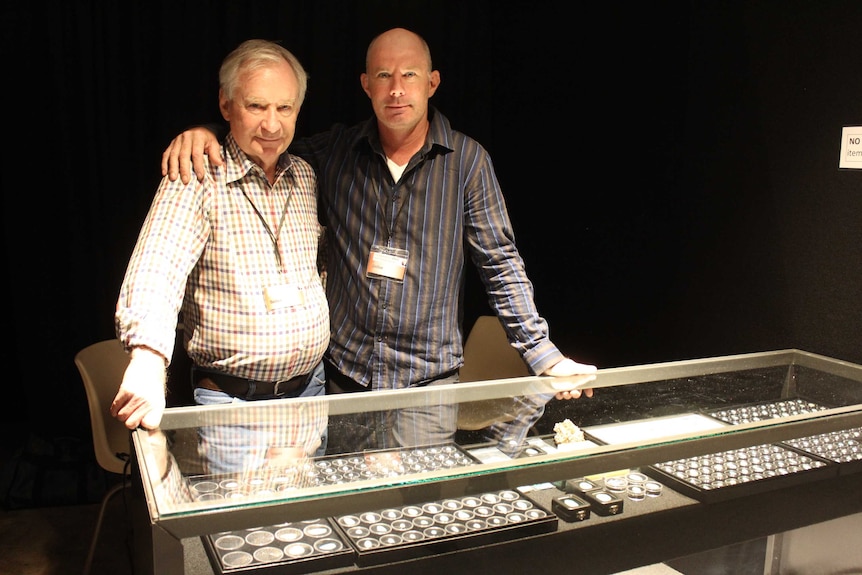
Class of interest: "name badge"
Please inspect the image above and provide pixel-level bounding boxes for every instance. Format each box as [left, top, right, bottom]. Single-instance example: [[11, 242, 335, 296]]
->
[[367, 245, 408, 283], [264, 283, 305, 311]]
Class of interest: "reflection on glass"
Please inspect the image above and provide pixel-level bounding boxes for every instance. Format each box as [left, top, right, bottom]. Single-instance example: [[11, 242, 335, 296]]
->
[[195, 398, 328, 474], [183, 398, 330, 501], [140, 427, 193, 507], [326, 394, 458, 454], [458, 374, 596, 457]]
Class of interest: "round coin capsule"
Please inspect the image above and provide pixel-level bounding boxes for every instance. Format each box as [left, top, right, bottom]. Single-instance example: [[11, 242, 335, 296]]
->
[[275, 527, 303, 542], [214, 535, 245, 551], [626, 484, 646, 501], [253, 547, 284, 563], [626, 472, 648, 485], [192, 481, 219, 494], [644, 481, 663, 497], [380, 534, 403, 546], [284, 542, 314, 557], [221, 551, 253, 568], [604, 476, 627, 492], [245, 530, 274, 546], [303, 523, 332, 538], [314, 538, 344, 553], [402, 530, 425, 541]]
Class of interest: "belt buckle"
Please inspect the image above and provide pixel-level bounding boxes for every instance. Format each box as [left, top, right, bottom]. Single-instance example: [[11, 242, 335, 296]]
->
[[272, 378, 292, 396]]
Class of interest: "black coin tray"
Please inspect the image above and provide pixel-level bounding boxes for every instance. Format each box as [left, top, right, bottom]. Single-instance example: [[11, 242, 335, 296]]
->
[[646, 442, 837, 503], [779, 427, 862, 475], [706, 398, 830, 425], [187, 443, 482, 502], [201, 518, 354, 574], [333, 489, 558, 566]]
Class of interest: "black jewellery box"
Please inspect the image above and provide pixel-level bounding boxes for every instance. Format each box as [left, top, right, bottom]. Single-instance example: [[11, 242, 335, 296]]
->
[[563, 477, 602, 496], [578, 489, 624, 516], [552, 494, 592, 522], [201, 518, 355, 575]]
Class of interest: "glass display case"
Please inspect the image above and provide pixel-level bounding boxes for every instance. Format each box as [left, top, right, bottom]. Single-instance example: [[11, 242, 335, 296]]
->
[[130, 349, 862, 575]]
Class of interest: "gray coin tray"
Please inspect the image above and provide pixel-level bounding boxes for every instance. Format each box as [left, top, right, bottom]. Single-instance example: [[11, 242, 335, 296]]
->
[[201, 518, 354, 574]]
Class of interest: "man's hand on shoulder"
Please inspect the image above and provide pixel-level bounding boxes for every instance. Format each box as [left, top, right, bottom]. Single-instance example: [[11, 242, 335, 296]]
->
[[161, 127, 222, 185]]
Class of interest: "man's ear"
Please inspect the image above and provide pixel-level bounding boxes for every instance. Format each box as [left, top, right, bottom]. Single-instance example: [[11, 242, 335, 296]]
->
[[360, 73, 371, 98], [218, 88, 231, 121], [428, 70, 441, 97]]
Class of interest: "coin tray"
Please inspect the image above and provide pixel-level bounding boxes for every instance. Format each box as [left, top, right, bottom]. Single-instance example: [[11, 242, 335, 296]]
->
[[201, 518, 354, 574], [333, 489, 557, 566], [779, 427, 862, 475], [187, 443, 481, 502], [706, 398, 830, 425], [646, 442, 837, 503]]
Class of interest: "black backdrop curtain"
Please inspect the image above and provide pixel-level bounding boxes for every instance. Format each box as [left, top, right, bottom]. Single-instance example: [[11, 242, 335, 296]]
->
[[2, 0, 689, 442], [3, 1, 861, 447]]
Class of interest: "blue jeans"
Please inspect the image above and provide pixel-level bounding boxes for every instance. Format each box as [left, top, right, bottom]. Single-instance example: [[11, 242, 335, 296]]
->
[[193, 362, 327, 474]]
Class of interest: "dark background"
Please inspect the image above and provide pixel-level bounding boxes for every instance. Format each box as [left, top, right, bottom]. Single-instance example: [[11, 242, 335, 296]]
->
[[1, 1, 860, 458]]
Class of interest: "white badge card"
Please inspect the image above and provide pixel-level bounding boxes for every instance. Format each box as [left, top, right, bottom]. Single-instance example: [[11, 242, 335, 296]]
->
[[264, 283, 305, 311], [367, 246, 408, 282]]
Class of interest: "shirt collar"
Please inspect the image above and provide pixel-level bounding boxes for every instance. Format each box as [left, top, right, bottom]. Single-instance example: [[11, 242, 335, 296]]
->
[[223, 133, 294, 184], [353, 106, 455, 159]]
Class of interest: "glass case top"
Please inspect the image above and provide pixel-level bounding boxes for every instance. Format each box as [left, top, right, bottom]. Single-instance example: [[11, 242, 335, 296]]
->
[[133, 349, 862, 522]]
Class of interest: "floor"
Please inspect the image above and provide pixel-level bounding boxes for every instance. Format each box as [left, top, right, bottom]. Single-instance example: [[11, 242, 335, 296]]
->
[[0, 491, 134, 575]]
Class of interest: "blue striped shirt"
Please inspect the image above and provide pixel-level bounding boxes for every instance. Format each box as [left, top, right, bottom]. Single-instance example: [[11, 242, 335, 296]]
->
[[293, 107, 564, 389]]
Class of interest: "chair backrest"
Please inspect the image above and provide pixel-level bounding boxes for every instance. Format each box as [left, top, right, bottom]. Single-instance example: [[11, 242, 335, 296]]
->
[[457, 316, 531, 431], [74, 339, 132, 476], [460, 315, 530, 382]]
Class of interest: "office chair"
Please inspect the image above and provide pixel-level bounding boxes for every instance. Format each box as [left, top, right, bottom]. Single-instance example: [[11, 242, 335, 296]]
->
[[457, 316, 531, 430], [74, 339, 132, 575]]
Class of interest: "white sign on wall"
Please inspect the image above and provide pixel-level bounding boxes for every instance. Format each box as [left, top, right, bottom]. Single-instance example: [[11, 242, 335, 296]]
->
[[839, 126, 862, 169]]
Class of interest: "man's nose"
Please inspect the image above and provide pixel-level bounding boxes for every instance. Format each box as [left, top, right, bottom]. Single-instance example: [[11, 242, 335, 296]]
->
[[261, 108, 280, 132]]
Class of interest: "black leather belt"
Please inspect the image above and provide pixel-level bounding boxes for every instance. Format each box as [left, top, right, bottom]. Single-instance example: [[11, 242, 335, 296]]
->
[[323, 360, 369, 393], [323, 360, 458, 393], [192, 367, 308, 398]]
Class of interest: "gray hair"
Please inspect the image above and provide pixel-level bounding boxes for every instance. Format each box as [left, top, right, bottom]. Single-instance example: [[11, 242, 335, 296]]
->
[[219, 39, 308, 106]]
